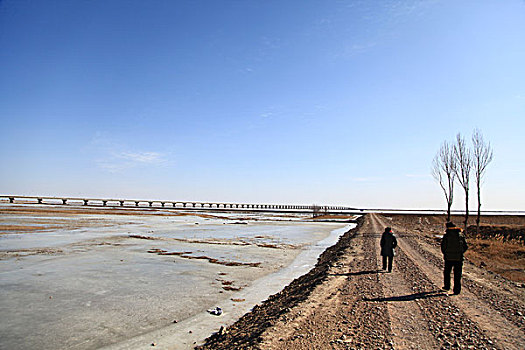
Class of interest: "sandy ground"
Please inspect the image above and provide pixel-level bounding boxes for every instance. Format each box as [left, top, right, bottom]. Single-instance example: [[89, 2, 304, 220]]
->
[[197, 213, 525, 349]]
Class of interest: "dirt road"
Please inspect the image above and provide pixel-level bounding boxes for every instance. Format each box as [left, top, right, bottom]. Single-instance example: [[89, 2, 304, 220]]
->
[[197, 213, 525, 349]]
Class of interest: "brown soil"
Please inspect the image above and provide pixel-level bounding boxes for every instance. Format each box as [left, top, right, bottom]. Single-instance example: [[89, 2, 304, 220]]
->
[[131, 234, 297, 249], [0, 219, 118, 234], [0, 224, 55, 233], [0, 205, 230, 219], [311, 215, 358, 220], [146, 248, 262, 267], [196, 213, 525, 350]]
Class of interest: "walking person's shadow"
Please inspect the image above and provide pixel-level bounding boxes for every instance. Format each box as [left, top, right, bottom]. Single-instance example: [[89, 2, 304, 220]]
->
[[329, 269, 383, 277], [363, 290, 447, 302]]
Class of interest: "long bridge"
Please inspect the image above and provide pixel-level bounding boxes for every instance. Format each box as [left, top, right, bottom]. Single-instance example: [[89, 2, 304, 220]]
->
[[2, 195, 523, 215], [0, 195, 355, 213]]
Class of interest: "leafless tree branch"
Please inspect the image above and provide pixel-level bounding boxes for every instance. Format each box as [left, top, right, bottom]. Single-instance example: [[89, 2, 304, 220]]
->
[[454, 133, 472, 232], [472, 128, 494, 235], [431, 141, 456, 220]]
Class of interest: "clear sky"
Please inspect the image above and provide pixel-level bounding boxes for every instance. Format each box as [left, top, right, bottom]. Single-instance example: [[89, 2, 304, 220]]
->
[[1, 0, 524, 210]]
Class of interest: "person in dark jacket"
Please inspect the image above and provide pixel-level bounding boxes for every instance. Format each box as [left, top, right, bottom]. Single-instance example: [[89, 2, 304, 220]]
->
[[441, 221, 468, 295], [380, 227, 397, 272]]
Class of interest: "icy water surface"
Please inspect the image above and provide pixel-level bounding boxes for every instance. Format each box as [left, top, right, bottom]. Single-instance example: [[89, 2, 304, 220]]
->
[[0, 205, 354, 349]]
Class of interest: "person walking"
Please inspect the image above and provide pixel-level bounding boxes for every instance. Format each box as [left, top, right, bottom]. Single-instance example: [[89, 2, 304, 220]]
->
[[380, 227, 397, 272], [441, 221, 468, 295]]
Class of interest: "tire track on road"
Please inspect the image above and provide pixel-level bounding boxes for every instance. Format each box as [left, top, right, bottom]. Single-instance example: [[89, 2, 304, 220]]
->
[[379, 214, 525, 349], [368, 213, 438, 350], [401, 234, 525, 331]]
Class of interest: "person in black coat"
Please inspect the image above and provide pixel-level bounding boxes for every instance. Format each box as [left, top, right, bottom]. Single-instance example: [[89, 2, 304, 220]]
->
[[441, 221, 468, 295], [380, 227, 397, 272]]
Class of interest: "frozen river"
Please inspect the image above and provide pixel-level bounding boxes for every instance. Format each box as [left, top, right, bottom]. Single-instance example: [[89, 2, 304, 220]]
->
[[0, 205, 354, 349]]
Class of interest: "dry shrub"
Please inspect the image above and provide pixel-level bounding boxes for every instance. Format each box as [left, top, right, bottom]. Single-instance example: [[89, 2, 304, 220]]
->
[[465, 238, 525, 283], [467, 224, 525, 244]]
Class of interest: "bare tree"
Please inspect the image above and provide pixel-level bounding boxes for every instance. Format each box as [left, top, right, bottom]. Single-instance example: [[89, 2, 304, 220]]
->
[[432, 141, 456, 221], [453, 133, 472, 232], [472, 129, 494, 235]]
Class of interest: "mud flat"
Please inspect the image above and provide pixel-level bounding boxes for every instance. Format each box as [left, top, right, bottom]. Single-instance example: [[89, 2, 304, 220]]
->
[[0, 204, 353, 349]]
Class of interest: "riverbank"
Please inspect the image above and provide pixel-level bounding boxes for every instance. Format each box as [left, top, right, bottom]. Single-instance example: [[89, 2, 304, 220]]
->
[[197, 213, 525, 349], [0, 204, 352, 349]]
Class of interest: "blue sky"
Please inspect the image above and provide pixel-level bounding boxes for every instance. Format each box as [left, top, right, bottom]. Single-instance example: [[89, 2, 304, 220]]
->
[[1, 0, 524, 210]]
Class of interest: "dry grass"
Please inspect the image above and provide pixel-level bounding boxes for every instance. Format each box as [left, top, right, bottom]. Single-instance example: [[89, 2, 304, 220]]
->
[[465, 238, 525, 283], [388, 214, 525, 283]]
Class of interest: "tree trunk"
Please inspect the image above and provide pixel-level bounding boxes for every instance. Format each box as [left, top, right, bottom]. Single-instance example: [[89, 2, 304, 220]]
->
[[464, 191, 469, 234], [446, 200, 452, 222], [476, 183, 481, 236]]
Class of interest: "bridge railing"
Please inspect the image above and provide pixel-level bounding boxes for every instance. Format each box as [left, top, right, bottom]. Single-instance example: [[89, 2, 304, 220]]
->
[[1, 195, 521, 215], [0, 195, 358, 213]]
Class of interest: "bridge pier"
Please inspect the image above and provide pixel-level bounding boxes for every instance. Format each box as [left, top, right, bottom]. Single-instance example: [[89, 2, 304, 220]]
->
[[0, 196, 357, 214]]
